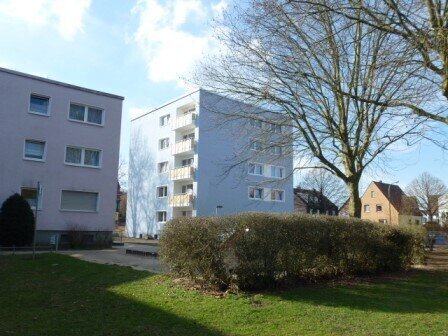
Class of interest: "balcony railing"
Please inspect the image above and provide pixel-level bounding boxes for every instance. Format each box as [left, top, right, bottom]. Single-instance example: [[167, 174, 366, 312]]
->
[[169, 166, 195, 181], [171, 138, 195, 155], [172, 113, 197, 130], [168, 194, 194, 207]]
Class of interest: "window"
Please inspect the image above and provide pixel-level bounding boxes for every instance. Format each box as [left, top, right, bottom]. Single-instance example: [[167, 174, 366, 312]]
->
[[182, 157, 194, 166], [371, 190, 376, 198], [60, 190, 98, 212], [248, 163, 264, 175], [65, 146, 101, 167], [271, 166, 285, 178], [157, 211, 167, 222], [160, 114, 170, 126], [29, 94, 49, 115], [249, 119, 263, 128], [250, 139, 262, 151], [376, 204, 382, 212], [159, 138, 170, 150], [182, 184, 193, 194], [271, 189, 284, 201], [183, 133, 195, 141], [272, 146, 282, 155], [379, 219, 388, 224], [364, 204, 371, 213], [157, 186, 168, 198], [249, 187, 264, 200], [158, 161, 169, 173], [69, 103, 104, 125], [270, 124, 282, 133], [21, 187, 42, 210], [24, 140, 46, 161]]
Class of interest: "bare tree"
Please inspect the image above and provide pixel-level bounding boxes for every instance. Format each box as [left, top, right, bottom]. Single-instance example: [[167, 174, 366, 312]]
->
[[298, 0, 448, 125], [406, 172, 448, 221], [195, 0, 431, 217], [297, 169, 349, 208], [118, 157, 128, 191]]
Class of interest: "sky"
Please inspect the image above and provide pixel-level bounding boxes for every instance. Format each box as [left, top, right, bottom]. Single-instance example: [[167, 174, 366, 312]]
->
[[0, 0, 446, 192]]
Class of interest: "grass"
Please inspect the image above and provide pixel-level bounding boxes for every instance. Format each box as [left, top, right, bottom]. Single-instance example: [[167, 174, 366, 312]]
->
[[0, 253, 447, 336]]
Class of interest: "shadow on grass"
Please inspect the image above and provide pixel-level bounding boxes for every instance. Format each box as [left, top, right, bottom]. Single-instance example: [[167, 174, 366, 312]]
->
[[0, 253, 224, 336], [268, 269, 448, 314]]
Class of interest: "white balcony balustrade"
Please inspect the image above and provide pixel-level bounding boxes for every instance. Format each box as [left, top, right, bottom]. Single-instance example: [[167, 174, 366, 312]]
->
[[168, 194, 194, 207], [171, 113, 197, 131], [171, 138, 195, 155], [169, 166, 195, 181]]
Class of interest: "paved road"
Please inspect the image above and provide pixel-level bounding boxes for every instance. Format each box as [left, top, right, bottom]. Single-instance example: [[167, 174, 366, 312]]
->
[[59, 243, 166, 273]]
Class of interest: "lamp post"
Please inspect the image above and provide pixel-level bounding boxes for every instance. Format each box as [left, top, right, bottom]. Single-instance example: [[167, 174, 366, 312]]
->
[[215, 205, 223, 216], [388, 181, 399, 225]]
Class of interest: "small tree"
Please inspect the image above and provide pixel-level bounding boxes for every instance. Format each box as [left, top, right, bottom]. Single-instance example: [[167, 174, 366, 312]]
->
[[0, 194, 35, 246]]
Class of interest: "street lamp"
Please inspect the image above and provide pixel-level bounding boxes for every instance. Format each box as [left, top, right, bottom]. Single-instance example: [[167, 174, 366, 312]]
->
[[388, 181, 399, 224], [215, 205, 223, 216]]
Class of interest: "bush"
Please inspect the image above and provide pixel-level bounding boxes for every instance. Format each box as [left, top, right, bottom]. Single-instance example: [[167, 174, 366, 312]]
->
[[160, 213, 426, 290], [0, 194, 35, 247]]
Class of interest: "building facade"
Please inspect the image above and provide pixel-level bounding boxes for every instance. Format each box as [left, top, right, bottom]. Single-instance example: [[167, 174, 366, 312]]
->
[[294, 188, 339, 215], [0, 67, 123, 245], [127, 90, 294, 237], [360, 181, 423, 225]]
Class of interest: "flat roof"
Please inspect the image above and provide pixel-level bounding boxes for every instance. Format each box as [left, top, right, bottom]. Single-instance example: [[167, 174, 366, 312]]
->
[[131, 89, 200, 122], [0, 67, 124, 100]]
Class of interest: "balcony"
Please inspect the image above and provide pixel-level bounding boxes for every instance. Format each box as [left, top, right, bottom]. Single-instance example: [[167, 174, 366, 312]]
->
[[172, 113, 197, 131], [168, 194, 194, 207], [171, 138, 196, 155], [169, 166, 195, 181]]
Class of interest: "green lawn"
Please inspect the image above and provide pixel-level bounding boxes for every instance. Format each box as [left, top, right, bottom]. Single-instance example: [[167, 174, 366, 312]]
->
[[0, 254, 447, 336]]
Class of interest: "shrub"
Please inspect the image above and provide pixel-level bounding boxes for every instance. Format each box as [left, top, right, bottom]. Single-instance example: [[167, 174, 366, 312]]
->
[[160, 213, 426, 290], [0, 194, 35, 247]]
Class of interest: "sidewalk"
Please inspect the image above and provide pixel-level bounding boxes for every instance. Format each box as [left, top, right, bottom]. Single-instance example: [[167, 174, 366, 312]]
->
[[58, 243, 166, 273]]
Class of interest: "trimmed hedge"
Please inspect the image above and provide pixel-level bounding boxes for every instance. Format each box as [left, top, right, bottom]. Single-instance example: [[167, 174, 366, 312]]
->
[[0, 194, 35, 247], [160, 213, 426, 290]]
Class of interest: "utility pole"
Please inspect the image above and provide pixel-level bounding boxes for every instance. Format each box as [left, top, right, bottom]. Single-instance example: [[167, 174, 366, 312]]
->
[[388, 181, 399, 225]]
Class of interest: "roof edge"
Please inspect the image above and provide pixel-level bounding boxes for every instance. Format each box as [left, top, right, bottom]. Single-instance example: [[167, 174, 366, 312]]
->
[[0, 67, 124, 100]]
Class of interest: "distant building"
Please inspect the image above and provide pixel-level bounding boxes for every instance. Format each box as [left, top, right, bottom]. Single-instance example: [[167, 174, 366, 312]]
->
[[127, 89, 294, 237], [294, 188, 338, 215], [0, 67, 123, 245], [360, 181, 423, 225]]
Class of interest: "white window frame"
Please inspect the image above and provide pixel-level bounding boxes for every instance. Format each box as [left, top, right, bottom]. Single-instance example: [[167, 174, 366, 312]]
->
[[371, 190, 376, 198], [364, 204, 371, 213], [248, 162, 264, 176], [160, 114, 170, 127], [249, 119, 264, 129], [29, 93, 51, 117], [376, 204, 383, 212], [272, 146, 282, 155], [181, 157, 194, 167], [249, 139, 263, 151], [157, 186, 168, 198], [248, 186, 264, 200], [271, 189, 285, 202], [64, 146, 102, 168], [59, 190, 99, 213], [156, 211, 167, 223], [159, 138, 170, 150], [270, 165, 285, 178], [158, 161, 169, 174], [68, 102, 105, 126], [23, 139, 47, 162]]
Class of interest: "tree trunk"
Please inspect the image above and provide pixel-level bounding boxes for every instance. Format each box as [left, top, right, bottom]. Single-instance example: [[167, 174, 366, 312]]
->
[[346, 179, 362, 218]]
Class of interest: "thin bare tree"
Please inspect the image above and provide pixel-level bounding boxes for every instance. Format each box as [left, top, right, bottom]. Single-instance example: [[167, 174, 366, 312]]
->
[[406, 172, 448, 221], [195, 0, 432, 217], [297, 0, 448, 125], [297, 169, 349, 208]]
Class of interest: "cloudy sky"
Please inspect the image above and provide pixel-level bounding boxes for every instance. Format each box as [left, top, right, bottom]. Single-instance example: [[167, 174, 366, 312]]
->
[[0, 0, 446, 189]]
